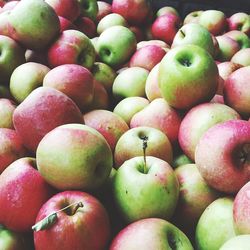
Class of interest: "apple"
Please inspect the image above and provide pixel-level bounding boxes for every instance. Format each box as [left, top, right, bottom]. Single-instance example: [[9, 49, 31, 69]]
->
[[224, 66, 250, 118], [112, 0, 151, 25], [78, 0, 98, 21], [195, 120, 250, 194], [96, 1, 112, 22], [171, 23, 215, 56], [58, 16, 77, 32], [137, 39, 170, 50], [97, 13, 128, 35], [0, 98, 16, 129], [156, 6, 179, 17], [10, 62, 50, 104], [130, 98, 182, 144], [43, 64, 94, 111], [36, 123, 113, 190], [33, 190, 110, 250], [228, 12, 250, 36], [110, 218, 194, 250], [83, 109, 129, 151], [172, 153, 193, 168], [114, 126, 173, 168], [113, 96, 149, 125], [112, 156, 179, 223], [183, 10, 203, 25], [97, 25, 137, 68], [195, 197, 236, 250], [159, 44, 219, 110], [13, 86, 83, 152], [217, 61, 242, 81], [231, 48, 250, 66], [0, 11, 13, 37], [224, 30, 250, 49], [47, 29, 96, 70], [220, 235, 250, 250], [129, 45, 166, 71], [178, 102, 241, 161], [112, 66, 149, 100], [8, 0, 60, 50], [0, 157, 54, 232], [151, 13, 182, 45], [1, 1, 18, 12], [74, 16, 96, 38]]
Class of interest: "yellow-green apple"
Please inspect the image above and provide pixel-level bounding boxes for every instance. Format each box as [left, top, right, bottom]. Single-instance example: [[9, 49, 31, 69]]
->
[[96, 1, 112, 22], [36, 123, 113, 190], [0, 224, 26, 250], [217, 61, 242, 81], [231, 48, 250, 66], [58, 16, 77, 32], [183, 10, 203, 25], [159, 44, 219, 110], [130, 98, 182, 144], [83, 109, 129, 151], [178, 102, 241, 161], [0, 157, 54, 232], [13, 87, 83, 152], [111, 0, 151, 25], [129, 45, 166, 71], [8, 0, 60, 50], [198, 10, 227, 36], [220, 235, 250, 250], [195, 120, 250, 194], [47, 29, 95, 70], [195, 197, 236, 250], [151, 13, 182, 45], [97, 25, 137, 68], [45, 0, 80, 22], [0, 35, 25, 84], [172, 153, 193, 168], [156, 6, 179, 18], [0, 98, 16, 129], [171, 23, 215, 56], [74, 16, 96, 38], [43, 64, 94, 111], [145, 63, 162, 101], [114, 126, 173, 168], [33, 190, 110, 250], [224, 30, 250, 49], [233, 181, 250, 234], [112, 156, 179, 223], [174, 163, 220, 231], [97, 13, 128, 35], [78, 0, 98, 21], [228, 12, 250, 36], [10, 62, 50, 103], [112, 66, 149, 100], [110, 218, 194, 250], [224, 66, 250, 118], [216, 35, 240, 62], [137, 39, 170, 50], [113, 96, 149, 125]]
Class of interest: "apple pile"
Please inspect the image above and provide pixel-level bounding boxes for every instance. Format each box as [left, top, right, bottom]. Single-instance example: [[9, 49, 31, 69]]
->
[[0, 0, 249, 249]]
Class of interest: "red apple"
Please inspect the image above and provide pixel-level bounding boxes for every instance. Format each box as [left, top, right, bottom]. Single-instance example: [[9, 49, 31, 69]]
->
[[74, 16, 96, 38], [228, 12, 250, 36], [58, 16, 76, 32]]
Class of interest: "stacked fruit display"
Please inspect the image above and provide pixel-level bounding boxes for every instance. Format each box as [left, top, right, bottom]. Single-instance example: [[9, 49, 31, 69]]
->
[[0, 0, 249, 249]]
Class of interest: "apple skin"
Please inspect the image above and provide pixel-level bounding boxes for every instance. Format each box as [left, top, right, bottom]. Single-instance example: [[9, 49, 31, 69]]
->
[[224, 30, 250, 49], [195, 120, 250, 194], [78, 0, 98, 21], [172, 154, 193, 168], [114, 126, 173, 168], [13, 86, 83, 152], [74, 17, 96, 38], [10, 62, 50, 104], [112, 156, 179, 223], [156, 6, 179, 18], [129, 45, 166, 71], [224, 66, 250, 118], [233, 181, 250, 234], [195, 197, 236, 250], [137, 39, 170, 50], [178, 102, 241, 161], [231, 48, 250, 66], [36, 123, 113, 190], [159, 44, 219, 110], [183, 10, 203, 25], [228, 12, 250, 36], [151, 13, 181, 45], [0, 98, 16, 129], [113, 97, 149, 125], [97, 25, 137, 68], [58, 16, 76, 32], [217, 61, 242, 81], [110, 218, 194, 250], [130, 98, 182, 144], [43, 64, 94, 111], [33, 191, 111, 250], [83, 109, 129, 151], [8, 0, 60, 50], [220, 235, 250, 250], [96, 1, 112, 22], [0, 157, 54, 232], [1, 1, 18, 12]]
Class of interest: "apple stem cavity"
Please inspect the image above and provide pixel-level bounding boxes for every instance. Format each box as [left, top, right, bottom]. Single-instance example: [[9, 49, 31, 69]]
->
[[238, 144, 250, 165], [32, 201, 84, 232]]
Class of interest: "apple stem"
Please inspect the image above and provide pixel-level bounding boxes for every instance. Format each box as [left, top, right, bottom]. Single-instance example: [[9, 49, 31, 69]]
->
[[142, 135, 148, 173], [59, 201, 84, 215], [180, 29, 185, 37]]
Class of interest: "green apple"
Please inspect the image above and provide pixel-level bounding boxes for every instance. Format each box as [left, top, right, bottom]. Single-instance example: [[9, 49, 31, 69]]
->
[[224, 30, 250, 49], [78, 0, 98, 21], [172, 153, 193, 168], [195, 197, 236, 250], [219, 235, 250, 250], [159, 44, 219, 110], [112, 156, 179, 223], [97, 25, 137, 68]]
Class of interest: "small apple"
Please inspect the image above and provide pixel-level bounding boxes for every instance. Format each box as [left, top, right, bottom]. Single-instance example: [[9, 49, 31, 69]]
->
[[78, 0, 98, 21]]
